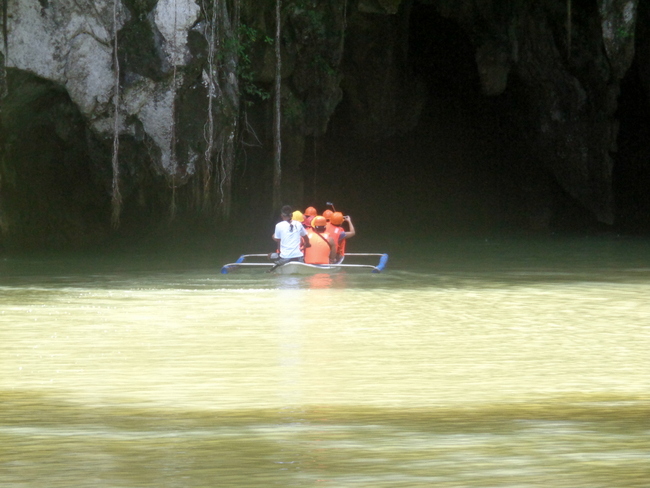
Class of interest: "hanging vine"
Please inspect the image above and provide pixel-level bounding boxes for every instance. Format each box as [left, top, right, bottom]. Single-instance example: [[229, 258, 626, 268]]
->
[[169, 0, 180, 221], [339, 0, 347, 60], [216, 0, 240, 219], [272, 0, 282, 212], [0, 0, 5, 235], [1, 0, 8, 101], [1, 0, 7, 59], [111, 0, 122, 228], [566, 0, 572, 59], [201, 0, 218, 210], [199, 0, 240, 220]]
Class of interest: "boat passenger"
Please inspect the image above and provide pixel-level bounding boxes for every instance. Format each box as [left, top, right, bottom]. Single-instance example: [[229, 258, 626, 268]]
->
[[292, 210, 305, 225], [325, 215, 343, 251], [304, 206, 317, 227], [292, 211, 309, 252], [327, 212, 356, 261], [271, 205, 309, 266], [304, 216, 336, 265]]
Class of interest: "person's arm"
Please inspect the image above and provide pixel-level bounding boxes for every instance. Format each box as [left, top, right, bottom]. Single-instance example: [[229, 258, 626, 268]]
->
[[342, 216, 355, 239], [328, 237, 337, 263], [298, 224, 309, 248]]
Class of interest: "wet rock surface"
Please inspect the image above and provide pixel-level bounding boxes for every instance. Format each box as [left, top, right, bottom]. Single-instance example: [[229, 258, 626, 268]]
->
[[1, 0, 649, 248]]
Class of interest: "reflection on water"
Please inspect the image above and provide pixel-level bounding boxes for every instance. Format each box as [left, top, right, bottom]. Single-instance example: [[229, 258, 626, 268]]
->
[[305, 273, 334, 289], [2, 235, 650, 486]]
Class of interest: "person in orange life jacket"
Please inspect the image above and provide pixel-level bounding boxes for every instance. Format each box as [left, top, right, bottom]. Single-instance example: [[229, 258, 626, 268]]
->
[[271, 205, 309, 266], [304, 216, 337, 264], [327, 212, 356, 261], [324, 210, 343, 252], [303, 206, 317, 227]]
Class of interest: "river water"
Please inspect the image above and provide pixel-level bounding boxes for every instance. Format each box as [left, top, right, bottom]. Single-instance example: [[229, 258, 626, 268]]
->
[[2, 233, 650, 487]]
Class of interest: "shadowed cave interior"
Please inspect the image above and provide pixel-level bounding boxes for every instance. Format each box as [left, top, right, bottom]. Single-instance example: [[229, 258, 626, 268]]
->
[[320, 4, 620, 237]]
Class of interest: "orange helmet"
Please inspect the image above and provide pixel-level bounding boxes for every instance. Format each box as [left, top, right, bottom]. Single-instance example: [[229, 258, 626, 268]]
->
[[312, 216, 327, 228], [330, 212, 344, 225], [304, 206, 317, 217], [323, 209, 333, 221]]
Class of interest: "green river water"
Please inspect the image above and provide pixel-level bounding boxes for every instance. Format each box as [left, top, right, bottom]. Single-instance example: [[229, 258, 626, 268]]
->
[[1, 234, 650, 487]]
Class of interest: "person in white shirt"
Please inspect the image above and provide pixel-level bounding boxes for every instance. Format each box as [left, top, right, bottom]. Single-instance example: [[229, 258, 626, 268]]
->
[[270, 205, 309, 267]]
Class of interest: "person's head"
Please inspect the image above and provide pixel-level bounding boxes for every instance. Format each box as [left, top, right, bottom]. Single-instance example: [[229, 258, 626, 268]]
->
[[304, 206, 317, 217], [281, 205, 293, 220], [292, 210, 304, 222], [330, 212, 344, 225], [323, 209, 333, 222], [312, 216, 327, 233]]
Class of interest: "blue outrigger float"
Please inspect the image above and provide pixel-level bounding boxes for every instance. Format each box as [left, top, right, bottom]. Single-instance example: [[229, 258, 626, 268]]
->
[[221, 253, 389, 275]]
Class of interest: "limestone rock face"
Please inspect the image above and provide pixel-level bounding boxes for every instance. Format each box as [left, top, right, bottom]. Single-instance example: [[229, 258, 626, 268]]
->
[[432, 0, 640, 224], [598, 0, 637, 79], [475, 40, 511, 96], [6, 1, 120, 118], [1, 0, 649, 247], [342, 4, 427, 139], [637, 3, 650, 96], [2, 0, 199, 174]]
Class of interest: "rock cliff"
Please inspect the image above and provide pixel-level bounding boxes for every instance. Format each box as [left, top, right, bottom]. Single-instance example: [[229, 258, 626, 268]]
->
[[0, 0, 648, 247]]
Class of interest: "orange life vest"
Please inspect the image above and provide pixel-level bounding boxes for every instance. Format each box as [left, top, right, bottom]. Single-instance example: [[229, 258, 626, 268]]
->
[[337, 236, 346, 256], [305, 231, 331, 264], [326, 224, 342, 245], [326, 223, 346, 257]]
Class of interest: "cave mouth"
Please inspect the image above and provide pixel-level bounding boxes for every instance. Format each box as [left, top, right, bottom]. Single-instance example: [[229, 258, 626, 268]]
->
[[321, 6, 503, 237], [321, 3, 601, 238], [0, 70, 110, 250], [613, 58, 650, 233]]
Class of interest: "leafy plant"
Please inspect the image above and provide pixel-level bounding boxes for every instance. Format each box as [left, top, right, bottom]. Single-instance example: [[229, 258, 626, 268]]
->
[[227, 24, 271, 105]]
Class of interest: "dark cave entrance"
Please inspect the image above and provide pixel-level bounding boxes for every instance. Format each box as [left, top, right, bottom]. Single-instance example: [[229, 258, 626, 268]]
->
[[321, 5, 520, 236], [0, 70, 110, 249], [613, 58, 650, 233], [322, 3, 594, 237]]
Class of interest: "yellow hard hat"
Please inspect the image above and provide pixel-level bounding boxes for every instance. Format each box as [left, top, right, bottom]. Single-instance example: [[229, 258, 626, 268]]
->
[[292, 210, 304, 222]]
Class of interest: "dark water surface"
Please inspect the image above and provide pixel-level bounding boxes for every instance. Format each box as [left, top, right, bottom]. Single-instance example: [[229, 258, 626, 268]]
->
[[2, 234, 650, 487]]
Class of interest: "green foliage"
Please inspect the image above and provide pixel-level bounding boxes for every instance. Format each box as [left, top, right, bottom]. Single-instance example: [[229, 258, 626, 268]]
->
[[311, 53, 335, 76], [290, 0, 327, 37], [616, 26, 634, 40], [282, 91, 304, 128], [222, 23, 270, 105], [300, 4, 325, 29]]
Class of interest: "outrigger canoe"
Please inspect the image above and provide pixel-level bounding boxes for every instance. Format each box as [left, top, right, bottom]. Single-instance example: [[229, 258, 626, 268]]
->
[[221, 253, 389, 275]]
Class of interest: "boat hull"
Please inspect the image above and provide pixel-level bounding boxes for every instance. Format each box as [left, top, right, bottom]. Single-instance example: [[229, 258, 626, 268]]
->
[[273, 262, 342, 275], [220, 253, 388, 275]]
